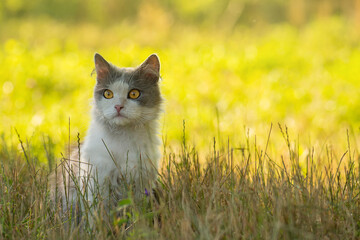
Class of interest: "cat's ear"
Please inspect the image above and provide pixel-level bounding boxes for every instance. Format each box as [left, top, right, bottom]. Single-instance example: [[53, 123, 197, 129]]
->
[[139, 54, 160, 82], [141, 54, 160, 73], [94, 53, 111, 83]]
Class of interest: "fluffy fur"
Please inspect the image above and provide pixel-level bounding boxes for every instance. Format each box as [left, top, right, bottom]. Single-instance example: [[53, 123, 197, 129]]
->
[[51, 53, 163, 212]]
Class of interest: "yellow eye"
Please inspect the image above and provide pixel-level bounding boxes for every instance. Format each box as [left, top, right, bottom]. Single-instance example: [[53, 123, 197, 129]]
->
[[103, 89, 113, 99], [128, 89, 140, 99]]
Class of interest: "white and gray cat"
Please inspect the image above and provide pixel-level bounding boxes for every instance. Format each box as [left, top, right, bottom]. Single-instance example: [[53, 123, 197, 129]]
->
[[52, 53, 162, 213]]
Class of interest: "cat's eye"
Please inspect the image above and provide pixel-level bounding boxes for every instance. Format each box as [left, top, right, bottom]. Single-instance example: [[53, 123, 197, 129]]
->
[[128, 89, 140, 99], [103, 89, 113, 99]]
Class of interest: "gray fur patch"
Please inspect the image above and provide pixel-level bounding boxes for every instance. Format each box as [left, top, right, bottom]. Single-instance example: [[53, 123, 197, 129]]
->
[[94, 62, 162, 108]]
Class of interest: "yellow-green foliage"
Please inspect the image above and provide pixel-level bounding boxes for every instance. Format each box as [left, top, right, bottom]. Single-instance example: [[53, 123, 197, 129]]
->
[[1, 17, 360, 154], [1, 16, 360, 239]]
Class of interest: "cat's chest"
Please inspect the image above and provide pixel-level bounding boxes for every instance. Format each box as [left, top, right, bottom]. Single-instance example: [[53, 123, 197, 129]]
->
[[82, 125, 157, 169], [102, 132, 151, 161]]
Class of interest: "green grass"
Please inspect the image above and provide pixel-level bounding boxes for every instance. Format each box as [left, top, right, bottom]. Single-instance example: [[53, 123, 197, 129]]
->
[[1, 124, 360, 239], [1, 17, 360, 150], [1, 16, 360, 239]]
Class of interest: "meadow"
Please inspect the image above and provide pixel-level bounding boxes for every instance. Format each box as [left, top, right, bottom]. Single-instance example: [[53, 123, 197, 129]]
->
[[1, 16, 360, 239]]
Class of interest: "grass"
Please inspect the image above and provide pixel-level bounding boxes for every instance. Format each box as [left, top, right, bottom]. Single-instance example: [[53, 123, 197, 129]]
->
[[0, 123, 359, 239], [1, 17, 360, 150], [1, 16, 360, 239]]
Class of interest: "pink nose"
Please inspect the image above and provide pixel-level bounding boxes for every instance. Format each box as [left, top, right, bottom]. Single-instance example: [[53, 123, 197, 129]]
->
[[114, 105, 124, 113]]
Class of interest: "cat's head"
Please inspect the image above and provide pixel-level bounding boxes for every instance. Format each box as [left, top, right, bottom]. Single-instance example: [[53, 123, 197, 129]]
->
[[93, 53, 162, 127]]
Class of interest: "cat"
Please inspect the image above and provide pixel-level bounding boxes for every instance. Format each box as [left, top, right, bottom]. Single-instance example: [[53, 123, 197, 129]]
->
[[51, 53, 163, 218]]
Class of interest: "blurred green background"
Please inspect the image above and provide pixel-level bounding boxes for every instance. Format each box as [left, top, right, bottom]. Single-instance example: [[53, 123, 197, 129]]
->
[[1, 0, 360, 154]]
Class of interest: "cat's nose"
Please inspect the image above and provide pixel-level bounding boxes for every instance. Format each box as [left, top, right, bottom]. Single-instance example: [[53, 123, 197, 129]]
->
[[114, 105, 124, 113]]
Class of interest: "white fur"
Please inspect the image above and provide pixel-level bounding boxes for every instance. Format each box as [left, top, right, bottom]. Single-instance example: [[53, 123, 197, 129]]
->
[[78, 80, 161, 204]]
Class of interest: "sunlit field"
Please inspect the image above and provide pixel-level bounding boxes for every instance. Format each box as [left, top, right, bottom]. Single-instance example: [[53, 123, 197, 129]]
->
[[2, 17, 360, 150], [1, 1, 360, 238]]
